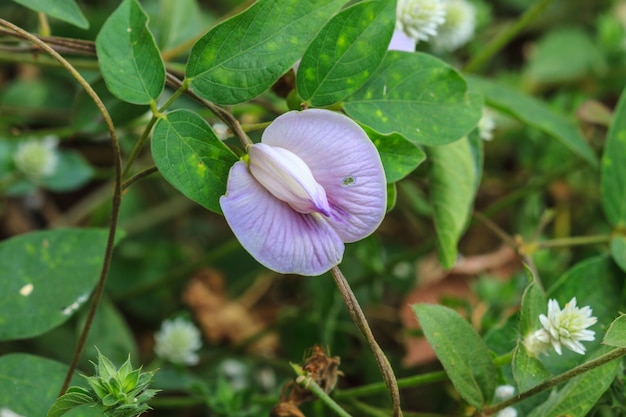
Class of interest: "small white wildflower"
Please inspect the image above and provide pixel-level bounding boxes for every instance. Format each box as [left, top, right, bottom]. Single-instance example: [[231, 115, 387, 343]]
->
[[219, 359, 249, 391], [0, 408, 25, 417], [478, 107, 497, 141], [13, 136, 59, 181], [212, 122, 230, 141], [494, 384, 515, 400], [525, 297, 597, 356], [496, 407, 518, 417], [431, 0, 477, 52], [396, 0, 447, 43], [154, 318, 202, 365]]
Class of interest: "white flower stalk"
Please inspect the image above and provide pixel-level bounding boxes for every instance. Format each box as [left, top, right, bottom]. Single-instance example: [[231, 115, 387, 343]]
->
[[13, 136, 59, 181], [478, 107, 496, 141], [431, 0, 476, 52], [154, 318, 202, 365], [525, 297, 597, 356], [396, 0, 447, 43]]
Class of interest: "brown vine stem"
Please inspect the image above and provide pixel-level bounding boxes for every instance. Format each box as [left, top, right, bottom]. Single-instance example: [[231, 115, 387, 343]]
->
[[0, 18, 122, 395], [330, 266, 403, 417], [480, 346, 626, 416]]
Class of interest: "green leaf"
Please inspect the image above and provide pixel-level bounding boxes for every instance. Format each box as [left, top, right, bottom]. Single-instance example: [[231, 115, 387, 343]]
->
[[610, 234, 626, 273], [364, 126, 426, 183], [528, 346, 620, 417], [601, 86, 626, 227], [344, 51, 482, 145], [10, 0, 88, 29], [47, 389, 95, 417], [386, 182, 397, 212], [151, 109, 239, 214], [95, 0, 165, 104], [0, 354, 91, 417], [71, 78, 149, 134], [41, 150, 93, 192], [413, 304, 497, 409], [152, 0, 212, 50], [78, 298, 138, 371], [518, 276, 546, 337], [430, 136, 478, 268], [524, 28, 606, 85], [297, 0, 395, 106], [466, 75, 598, 167], [186, 0, 346, 105], [512, 343, 550, 393], [603, 314, 626, 347], [0, 229, 112, 340]]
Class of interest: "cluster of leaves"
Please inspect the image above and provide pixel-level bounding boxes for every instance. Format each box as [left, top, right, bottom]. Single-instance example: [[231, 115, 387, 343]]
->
[[0, 0, 626, 416], [48, 351, 158, 417]]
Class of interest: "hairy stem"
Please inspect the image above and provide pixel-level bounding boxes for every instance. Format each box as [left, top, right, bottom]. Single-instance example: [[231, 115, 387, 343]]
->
[[292, 364, 353, 417], [0, 18, 123, 396], [481, 347, 626, 415], [330, 266, 403, 417]]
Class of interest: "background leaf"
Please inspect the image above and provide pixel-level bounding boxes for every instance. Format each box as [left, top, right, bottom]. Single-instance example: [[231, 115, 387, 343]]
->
[[41, 151, 94, 192], [430, 136, 478, 268], [297, 0, 395, 106], [186, 0, 346, 105], [95, 0, 165, 104], [610, 235, 626, 273], [344, 51, 482, 145], [467, 75, 598, 167], [151, 109, 239, 214], [9, 0, 88, 29], [601, 86, 626, 227], [527, 346, 620, 417], [0, 354, 100, 417], [513, 344, 550, 393], [518, 277, 546, 337], [413, 303, 497, 409], [603, 314, 626, 347], [364, 126, 426, 183], [0, 229, 110, 340]]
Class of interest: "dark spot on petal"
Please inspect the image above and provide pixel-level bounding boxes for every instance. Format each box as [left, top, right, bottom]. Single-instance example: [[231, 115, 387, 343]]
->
[[342, 176, 356, 187]]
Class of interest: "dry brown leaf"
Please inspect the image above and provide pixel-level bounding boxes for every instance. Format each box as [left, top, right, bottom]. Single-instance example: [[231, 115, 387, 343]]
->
[[182, 268, 278, 355], [400, 245, 520, 367]]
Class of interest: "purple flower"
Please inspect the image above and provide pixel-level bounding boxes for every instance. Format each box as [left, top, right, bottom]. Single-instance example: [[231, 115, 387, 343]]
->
[[388, 29, 416, 52], [220, 109, 387, 276]]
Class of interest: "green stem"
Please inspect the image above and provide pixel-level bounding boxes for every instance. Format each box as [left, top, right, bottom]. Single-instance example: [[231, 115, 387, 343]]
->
[[464, 0, 558, 73], [335, 351, 513, 400], [482, 347, 626, 415], [121, 165, 158, 191], [330, 266, 403, 417], [534, 234, 611, 249], [292, 364, 353, 417], [0, 19, 124, 397]]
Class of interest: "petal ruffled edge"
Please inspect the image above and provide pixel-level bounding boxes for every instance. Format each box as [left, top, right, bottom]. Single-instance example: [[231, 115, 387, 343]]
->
[[261, 109, 387, 242], [220, 161, 344, 276]]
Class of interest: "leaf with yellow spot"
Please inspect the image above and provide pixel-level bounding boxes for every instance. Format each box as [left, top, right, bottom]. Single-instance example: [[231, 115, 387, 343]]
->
[[151, 109, 239, 214], [297, 0, 395, 106]]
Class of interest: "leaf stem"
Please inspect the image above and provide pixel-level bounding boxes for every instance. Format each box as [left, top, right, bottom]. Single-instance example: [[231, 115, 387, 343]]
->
[[0, 19, 124, 397], [330, 266, 403, 417], [121, 165, 159, 191], [533, 234, 612, 249], [481, 347, 626, 415], [464, 0, 557, 72]]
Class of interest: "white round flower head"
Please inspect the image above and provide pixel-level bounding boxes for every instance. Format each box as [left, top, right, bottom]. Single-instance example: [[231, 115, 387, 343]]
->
[[478, 107, 497, 141], [0, 408, 25, 417], [212, 122, 230, 141], [396, 0, 447, 43], [431, 0, 477, 52], [496, 407, 518, 417], [494, 384, 515, 400], [154, 317, 202, 365], [527, 297, 597, 356], [13, 136, 59, 181]]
